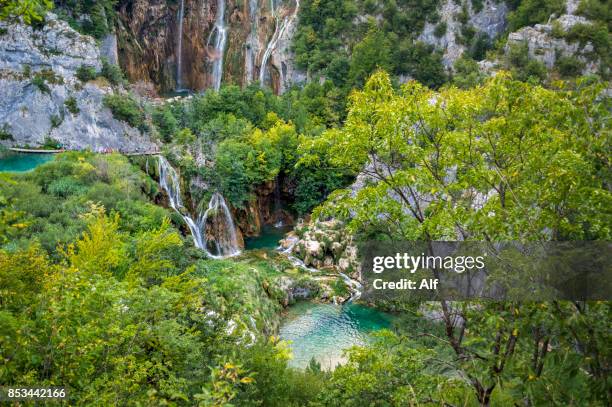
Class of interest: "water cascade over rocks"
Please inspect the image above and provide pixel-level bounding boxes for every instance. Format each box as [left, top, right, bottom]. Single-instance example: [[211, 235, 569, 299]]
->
[[277, 235, 362, 302], [175, 0, 186, 91], [208, 0, 228, 91], [157, 156, 240, 258]]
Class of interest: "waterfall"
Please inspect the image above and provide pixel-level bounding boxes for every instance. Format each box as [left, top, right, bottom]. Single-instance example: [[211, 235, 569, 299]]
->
[[259, 0, 300, 87], [157, 156, 240, 258], [244, 0, 259, 83], [208, 0, 228, 91], [277, 233, 362, 302], [176, 0, 185, 91], [200, 192, 241, 258]]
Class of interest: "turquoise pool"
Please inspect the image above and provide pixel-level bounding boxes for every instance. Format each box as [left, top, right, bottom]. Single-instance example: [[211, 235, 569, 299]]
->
[[279, 302, 394, 370], [0, 152, 54, 172]]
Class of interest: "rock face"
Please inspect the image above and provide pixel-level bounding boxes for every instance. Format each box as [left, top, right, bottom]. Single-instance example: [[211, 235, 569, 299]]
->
[[419, 0, 508, 68], [0, 14, 100, 77], [116, 0, 304, 93], [235, 178, 294, 237], [505, 14, 601, 74], [0, 13, 155, 151]]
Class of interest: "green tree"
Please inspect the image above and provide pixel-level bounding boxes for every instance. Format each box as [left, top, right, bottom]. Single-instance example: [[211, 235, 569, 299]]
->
[[0, 0, 52, 24], [301, 71, 611, 405], [349, 28, 393, 88]]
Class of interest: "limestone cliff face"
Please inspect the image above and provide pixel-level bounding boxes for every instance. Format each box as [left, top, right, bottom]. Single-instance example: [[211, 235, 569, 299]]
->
[[505, 14, 603, 75], [0, 13, 154, 151], [419, 0, 508, 68], [117, 0, 302, 93]]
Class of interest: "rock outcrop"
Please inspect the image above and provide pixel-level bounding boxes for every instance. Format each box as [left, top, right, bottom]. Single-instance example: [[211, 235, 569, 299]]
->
[[280, 219, 360, 279], [0, 13, 155, 152], [235, 178, 294, 237], [505, 14, 602, 75], [419, 0, 508, 68]]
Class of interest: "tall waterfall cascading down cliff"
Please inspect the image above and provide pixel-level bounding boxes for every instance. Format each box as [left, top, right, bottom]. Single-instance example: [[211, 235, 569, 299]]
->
[[259, 0, 299, 87], [208, 0, 228, 91], [176, 0, 186, 91], [157, 156, 240, 258]]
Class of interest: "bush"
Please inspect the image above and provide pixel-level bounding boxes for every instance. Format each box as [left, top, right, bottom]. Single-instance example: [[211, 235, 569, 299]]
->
[[556, 55, 585, 77], [565, 23, 610, 57], [452, 56, 486, 88], [103, 94, 144, 129], [522, 60, 548, 83], [0, 124, 14, 141], [50, 114, 63, 128], [434, 21, 447, 38], [64, 97, 80, 114], [42, 137, 62, 149], [507, 0, 566, 31], [31, 75, 50, 93], [76, 65, 98, 82], [152, 107, 179, 143], [47, 177, 85, 197], [101, 60, 125, 86]]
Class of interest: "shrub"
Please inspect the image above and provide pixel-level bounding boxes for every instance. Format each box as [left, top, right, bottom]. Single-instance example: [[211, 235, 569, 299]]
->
[[64, 97, 80, 114], [31, 75, 50, 93], [434, 21, 447, 38], [101, 59, 125, 86], [471, 0, 484, 13], [76, 65, 98, 82], [556, 55, 585, 77], [507, 0, 566, 31], [50, 114, 63, 128], [523, 59, 548, 82], [37, 69, 63, 84], [152, 107, 178, 143], [452, 56, 486, 88], [103, 94, 144, 129], [0, 124, 13, 141], [42, 137, 62, 149], [565, 23, 610, 57], [47, 177, 85, 197]]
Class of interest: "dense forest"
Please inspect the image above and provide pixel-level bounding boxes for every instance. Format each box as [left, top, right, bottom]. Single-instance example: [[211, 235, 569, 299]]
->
[[0, 0, 610, 406]]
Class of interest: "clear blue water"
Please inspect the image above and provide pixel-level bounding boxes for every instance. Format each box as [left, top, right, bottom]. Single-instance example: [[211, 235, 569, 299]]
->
[[0, 153, 54, 172], [279, 302, 393, 370], [244, 225, 292, 250]]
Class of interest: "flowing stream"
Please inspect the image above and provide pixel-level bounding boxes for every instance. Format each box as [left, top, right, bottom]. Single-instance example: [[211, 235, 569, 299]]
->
[[176, 0, 185, 91], [208, 0, 228, 91], [157, 156, 240, 258], [259, 0, 300, 87]]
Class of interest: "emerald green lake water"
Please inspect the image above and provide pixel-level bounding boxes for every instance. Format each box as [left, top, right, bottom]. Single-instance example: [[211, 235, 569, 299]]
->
[[244, 225, 292, 250], [0, 153, 54, 172], [279, 302, 394, 370]]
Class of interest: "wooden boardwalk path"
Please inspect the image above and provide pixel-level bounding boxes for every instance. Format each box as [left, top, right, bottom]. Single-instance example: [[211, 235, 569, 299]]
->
[[9, 147, 161, 156], [9, 148, 65, 154]]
